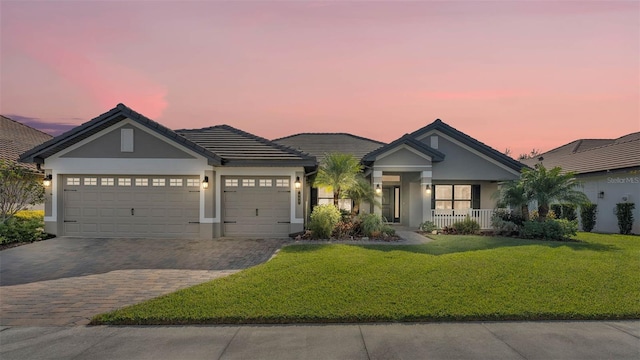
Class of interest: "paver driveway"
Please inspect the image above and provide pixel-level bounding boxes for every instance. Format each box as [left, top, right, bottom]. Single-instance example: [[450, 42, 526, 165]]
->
[[0, 237, 286, 326]]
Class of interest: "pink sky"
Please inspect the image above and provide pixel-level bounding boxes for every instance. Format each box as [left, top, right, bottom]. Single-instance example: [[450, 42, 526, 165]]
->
[[1, 1, 638, 157]]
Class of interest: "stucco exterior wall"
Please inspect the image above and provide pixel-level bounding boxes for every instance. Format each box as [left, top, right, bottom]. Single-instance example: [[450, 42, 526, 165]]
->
[[579, 170, 640, 234]]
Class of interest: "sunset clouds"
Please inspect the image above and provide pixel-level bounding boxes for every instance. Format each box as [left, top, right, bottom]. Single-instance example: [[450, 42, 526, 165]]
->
[[1, 1, 638, 156]]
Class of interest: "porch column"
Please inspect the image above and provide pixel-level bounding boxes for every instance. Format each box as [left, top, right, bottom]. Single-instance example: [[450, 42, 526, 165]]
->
[[421, 171, 432, 223], [373, 170, 382, 216]]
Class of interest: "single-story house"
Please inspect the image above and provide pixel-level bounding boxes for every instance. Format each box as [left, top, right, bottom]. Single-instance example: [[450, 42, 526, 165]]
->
[[522, 132, 640, 234], [20, 103, 526, 238]]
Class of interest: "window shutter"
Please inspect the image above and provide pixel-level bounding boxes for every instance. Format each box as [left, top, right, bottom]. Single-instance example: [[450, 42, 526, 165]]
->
[[431, 185, 436, 209], [472, 185, 481, 209]]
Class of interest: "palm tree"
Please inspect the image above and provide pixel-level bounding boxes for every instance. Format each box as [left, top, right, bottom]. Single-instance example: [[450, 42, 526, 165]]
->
[[314, 153, 362, 207], [495, 180, 531, 221], [521, 164, 588, 221], [345, 175, 380, 215]]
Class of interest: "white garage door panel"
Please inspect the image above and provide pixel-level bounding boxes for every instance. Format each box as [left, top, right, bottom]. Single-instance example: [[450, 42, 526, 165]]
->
[[63, 175, 200, 238], [223, 177, 291, 238]]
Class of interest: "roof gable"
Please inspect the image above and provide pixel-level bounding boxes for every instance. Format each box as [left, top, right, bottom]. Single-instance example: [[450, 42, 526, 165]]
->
[[409, 119, 526, 172], [19, 104, 222, 165], [363, 135, 445, 163]]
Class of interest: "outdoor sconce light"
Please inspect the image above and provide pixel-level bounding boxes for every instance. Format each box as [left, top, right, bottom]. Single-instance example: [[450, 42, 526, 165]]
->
[[43, 174, 52, 187], [295, 176, 301, 189], [425, 184, 432, 194], [375, 184, 382, 195], [598, 191, 604, 199], [202, 176, 209, 189]]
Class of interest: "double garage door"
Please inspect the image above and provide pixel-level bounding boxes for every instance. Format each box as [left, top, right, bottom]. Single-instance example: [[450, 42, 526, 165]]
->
[[63, 175, 200, 238], [223, 177, 291, 238]]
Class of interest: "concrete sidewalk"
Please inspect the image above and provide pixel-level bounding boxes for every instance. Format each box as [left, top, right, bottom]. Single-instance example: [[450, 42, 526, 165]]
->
[[1, 321, 638, 360]]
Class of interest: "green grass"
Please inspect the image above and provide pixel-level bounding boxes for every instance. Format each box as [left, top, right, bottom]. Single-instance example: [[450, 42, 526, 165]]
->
[[92, 233, 640, 325]]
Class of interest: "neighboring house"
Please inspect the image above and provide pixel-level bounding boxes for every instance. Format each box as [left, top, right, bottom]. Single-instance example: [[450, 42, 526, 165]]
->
[[1, 115, 53, 211], [20, 104, 526, 238], [277, 120, 526, 229], [522, 132, 640, 234], [1, 115, 53, 171]]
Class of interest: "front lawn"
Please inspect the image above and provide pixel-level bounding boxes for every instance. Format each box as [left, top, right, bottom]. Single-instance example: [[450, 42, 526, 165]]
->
[[92, 233, 640, 324]]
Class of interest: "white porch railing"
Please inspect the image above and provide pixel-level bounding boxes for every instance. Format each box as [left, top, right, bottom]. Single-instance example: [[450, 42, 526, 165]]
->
[[430, 209, 496, 230]]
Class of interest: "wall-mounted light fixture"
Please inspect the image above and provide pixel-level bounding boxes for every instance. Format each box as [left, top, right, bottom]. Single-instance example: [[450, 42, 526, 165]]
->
[[43, 174, 52, 187], [202, 176, 209, 189], [295, 176, 301, 189], [425, 184, 432, 194], [375, 184, 382, 195], [598, 191, 604, 199]]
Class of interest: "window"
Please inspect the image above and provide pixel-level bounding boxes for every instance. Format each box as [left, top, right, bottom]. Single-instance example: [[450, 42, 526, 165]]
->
[[152, 178, 166, 186], [225, 179, 239, 187], [276, 179, 289, 187], [135, 178, 149, 186], [186, 179, 199, 187], [317, 187, 352, 211], [434, 185, 472, 210], [84, 177, 97, 186], [118, 178, 131, 186], [242, 179, 255, 187], [101, 178, 114, 186], [66, 177, 80, 186], [170, 179, 183, 187], [259, 179, 272, 187]]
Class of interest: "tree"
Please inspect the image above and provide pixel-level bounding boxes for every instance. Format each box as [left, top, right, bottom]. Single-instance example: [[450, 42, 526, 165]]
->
[[314, 153, 362, 207], [345, 175, 380, 215], [0, 161, 45, 224], [518, 148, 541, 160], [495, 180, 531, 221], [521, 164, 588, 221]]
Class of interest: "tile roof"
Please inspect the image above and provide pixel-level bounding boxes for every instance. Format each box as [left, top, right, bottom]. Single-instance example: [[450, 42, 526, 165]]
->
[[368, 119, 526, 172], [521, 132, 640, 174], [20, 104, 223, 166], [176, 126, 316, 167], [273, 133, 385, 163], [362, 134, 445, 163], [1, 115, 52, 171]]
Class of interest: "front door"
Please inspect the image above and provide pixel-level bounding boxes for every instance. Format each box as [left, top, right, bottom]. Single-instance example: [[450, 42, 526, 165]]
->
[[381, 186, 401, 223]]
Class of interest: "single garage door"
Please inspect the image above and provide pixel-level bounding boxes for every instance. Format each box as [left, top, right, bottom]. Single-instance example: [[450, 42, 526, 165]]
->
[[223, 177, 291, 237], [63, 175, 200, 237]]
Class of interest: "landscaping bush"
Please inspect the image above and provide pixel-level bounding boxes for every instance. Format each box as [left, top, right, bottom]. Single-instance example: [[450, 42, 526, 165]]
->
[[0, 210, 45, 245], [419, 221, 438, 232], [615, 203, 635, 235], [551, 204, 577, 221], [359, 213, 384, 237], [530, 209, 556, 221], [580, 203, 598, 232], [309, 204, 341, 239], [520, 219, 577, 240], [493, 209, 525, 226], [491, 216, 519, 236], [451, 216, 480, 235]]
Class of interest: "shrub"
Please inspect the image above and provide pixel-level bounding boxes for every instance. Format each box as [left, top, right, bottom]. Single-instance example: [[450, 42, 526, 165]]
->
[[381, 224, 395, 237], [309, 204, 341, 239], [579, 203, 597, 232], [520, 219, 578, 241], [359, 213, 385, 237], [615, 203, 635, 235], [551, 204, 578, 221], [0, 210, 45, 245], [419, 221, 438, 232], [531, 209, 556, 221], [451, 216, 480, 235], [491, 216, 519, 236]]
